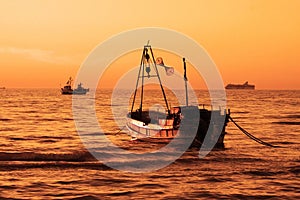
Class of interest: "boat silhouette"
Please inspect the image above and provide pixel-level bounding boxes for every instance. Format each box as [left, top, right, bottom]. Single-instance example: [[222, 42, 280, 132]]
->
[[225, 81, 255, 90], [61, 77, 89, 95]]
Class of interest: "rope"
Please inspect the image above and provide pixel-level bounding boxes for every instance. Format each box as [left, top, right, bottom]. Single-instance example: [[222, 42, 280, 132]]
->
[[229, 116, 278, 148], [114, 126, 126, 135]]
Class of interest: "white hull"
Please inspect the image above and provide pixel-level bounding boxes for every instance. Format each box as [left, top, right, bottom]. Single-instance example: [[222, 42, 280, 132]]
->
[[126, 117, 178, 139]]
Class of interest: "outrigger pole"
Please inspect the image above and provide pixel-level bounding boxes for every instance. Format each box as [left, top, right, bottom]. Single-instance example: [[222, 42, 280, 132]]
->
[[183, 58, 188, 106]]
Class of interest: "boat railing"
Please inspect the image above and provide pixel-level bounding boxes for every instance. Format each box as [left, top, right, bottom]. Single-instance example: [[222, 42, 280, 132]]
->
[[199, 104, 228, 115]]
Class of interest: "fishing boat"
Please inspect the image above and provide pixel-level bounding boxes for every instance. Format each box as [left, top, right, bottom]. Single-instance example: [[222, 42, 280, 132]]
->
[[61, 77, 73, 95], [126, 43, 229, 148], [73, 83, 89, 95], [225, 81, 255, 90], [61, 77, 89, 95]]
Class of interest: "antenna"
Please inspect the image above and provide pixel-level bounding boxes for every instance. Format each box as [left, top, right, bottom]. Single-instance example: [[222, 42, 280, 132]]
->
[[183, 58, 188, 106]]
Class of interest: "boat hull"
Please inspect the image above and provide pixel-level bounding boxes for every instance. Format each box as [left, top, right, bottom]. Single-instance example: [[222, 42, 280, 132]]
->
[[126, 107, 229, 148], [61, 88, 89, 95], [73, 90, 88, 95], [126, 118, 178, 139], [61, 90, 73, 95]]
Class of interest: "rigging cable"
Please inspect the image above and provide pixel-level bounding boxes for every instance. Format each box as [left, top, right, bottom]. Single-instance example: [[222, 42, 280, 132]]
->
[[229, 116, 279, 148]]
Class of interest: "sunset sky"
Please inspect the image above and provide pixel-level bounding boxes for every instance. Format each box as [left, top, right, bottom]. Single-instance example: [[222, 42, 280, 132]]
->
[[0, 0, 299, 89]]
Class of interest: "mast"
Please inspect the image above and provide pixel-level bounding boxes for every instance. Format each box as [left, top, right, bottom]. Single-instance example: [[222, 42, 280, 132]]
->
[[130, 48, 145, 113], [67, 77, 73, 86], [149, 46, 170, 115], [183, 58, 188, 106], [130, 42, 170, 116], [139, 48, 146, 117]]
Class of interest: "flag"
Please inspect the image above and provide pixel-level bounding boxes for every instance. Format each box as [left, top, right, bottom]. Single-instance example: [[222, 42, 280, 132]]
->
[[156, 57, 174, 76], [165, 66, 174, 76], [156, 57, 164, 66]]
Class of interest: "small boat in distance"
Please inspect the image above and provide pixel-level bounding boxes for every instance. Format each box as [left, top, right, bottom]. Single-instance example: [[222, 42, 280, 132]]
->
[[225, 81, 255, 90], [61, 77, 73, 95], [73, 83, 89, 95], [61, 77, 89, 95]]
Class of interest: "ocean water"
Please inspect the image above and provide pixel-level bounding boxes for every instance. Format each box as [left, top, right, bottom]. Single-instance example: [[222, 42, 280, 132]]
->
[[0, 89, 299, 199]]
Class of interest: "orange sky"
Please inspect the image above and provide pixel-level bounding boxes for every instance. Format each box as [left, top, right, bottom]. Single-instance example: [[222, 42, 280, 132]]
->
[[0, 0, 299, 89]]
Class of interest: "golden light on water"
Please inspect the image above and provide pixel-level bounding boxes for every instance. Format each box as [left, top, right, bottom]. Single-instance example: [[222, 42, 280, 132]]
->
[[0, 1, 299, 198]]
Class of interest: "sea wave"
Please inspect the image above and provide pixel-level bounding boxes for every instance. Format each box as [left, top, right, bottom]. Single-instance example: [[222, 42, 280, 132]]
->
[[0, 151, 96, 162], [272, 121, 300, 125]]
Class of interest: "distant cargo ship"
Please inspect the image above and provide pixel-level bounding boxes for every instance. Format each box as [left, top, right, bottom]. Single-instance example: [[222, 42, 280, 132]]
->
[[225, 81, 255, 90]]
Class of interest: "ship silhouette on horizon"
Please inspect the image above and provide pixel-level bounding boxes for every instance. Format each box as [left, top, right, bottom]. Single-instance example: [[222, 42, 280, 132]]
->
[[225, 81, 255, 90]]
